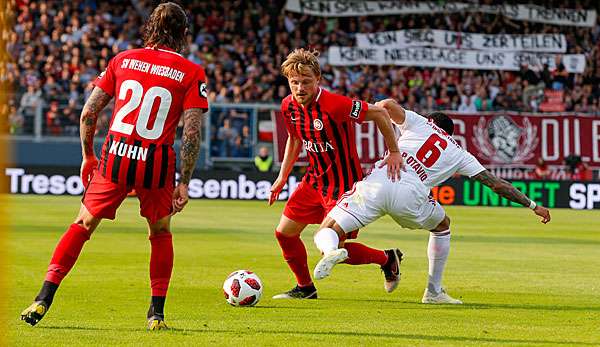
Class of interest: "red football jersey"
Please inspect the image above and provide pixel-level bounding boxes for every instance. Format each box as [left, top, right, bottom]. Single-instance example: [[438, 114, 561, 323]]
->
[[281, 88, 368, 199], [94, 46, 208, 189]]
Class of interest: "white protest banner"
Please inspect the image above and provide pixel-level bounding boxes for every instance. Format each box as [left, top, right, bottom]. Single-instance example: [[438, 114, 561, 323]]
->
[[327, 46, 586, 73], [285, 0, 436, 16], [356, 30, 567, 53], [285, 1, 597, 27], [511, 5, 596, 27]]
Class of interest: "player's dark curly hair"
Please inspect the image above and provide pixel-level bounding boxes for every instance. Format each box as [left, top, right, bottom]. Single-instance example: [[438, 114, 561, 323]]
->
[[142, 2, 188, 52], [428, 111, 454, 135]]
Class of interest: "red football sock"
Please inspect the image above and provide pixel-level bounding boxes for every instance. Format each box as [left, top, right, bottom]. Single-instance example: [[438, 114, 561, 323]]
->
[[149, 232, 174, 297], [344, 242, 388, 266], [45, 223, 92, 285], [275, 231, 313, 287]]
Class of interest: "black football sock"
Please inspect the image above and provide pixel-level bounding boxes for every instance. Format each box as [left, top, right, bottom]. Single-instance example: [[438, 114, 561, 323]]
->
[[150, 296, 166, 318], [34, 281, 59, 307], [300, 284, 316, 292]]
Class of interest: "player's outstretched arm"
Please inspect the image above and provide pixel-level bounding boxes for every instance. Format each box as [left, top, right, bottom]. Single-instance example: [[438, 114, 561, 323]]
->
[[375, 98, 406, 125], [269, 134, 301, 205], [173, 107, 205, 213], [365, 105, 403, 181], [472, 170, 551, 223], [79, 87, 112, 187]]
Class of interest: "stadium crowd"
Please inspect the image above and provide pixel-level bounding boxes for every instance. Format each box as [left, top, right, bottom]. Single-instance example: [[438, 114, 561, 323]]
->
[[7, 0, 600, 144]]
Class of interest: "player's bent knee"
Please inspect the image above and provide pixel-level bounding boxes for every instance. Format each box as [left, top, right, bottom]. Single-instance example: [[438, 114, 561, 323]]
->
[[331, 223, 346, 239], [319, 216, 336, 229], [149, 227, 171, 237], [432, 215, 451, 232], [74, 205, 101, 233], [148, 216, 171, 237], [276, 215, 306, 237]]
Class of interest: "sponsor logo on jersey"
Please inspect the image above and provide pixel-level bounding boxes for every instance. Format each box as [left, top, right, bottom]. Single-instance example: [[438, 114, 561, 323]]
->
[[350, 100, 362, 119], [108, 142, 149, 161], [302, 139, 334, 153], [473, 116, 538, 164], [199, 82, 208, 98], [313, 119, 323, 131]]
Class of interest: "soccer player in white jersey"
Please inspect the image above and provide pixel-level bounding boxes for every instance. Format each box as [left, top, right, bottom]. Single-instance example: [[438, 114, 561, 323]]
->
[[312, 99, 551, 304]]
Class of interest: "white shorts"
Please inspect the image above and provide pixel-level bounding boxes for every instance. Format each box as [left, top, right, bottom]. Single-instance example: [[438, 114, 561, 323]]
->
[[328, 168, 445, 233]]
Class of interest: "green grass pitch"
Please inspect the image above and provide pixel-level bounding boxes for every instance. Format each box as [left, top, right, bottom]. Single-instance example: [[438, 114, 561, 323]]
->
[[8, 195, 600, 346]]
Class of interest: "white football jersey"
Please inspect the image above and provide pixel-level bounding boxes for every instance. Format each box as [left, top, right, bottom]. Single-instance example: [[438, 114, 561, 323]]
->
[[392, 109, 485, 194]]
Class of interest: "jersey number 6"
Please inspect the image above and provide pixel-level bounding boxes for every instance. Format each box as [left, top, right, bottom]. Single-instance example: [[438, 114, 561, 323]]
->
[[110, 79, 172, 140], [416, 133, 448, 168]]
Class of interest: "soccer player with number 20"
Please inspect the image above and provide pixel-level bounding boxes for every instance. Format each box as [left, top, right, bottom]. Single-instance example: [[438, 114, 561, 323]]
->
[[20, 2, 208, 330]]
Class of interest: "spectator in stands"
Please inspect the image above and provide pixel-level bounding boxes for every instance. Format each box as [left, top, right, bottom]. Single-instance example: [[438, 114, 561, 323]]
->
[[18, 85, 44, 133], [217, 118, 237, 157], [240, 125, 252, 156], [254, 146, 273, 172], [229, 125, 251, 158], [8, 103, 24, 135], [45, 101, 62, 135], [568, 157, 593, 181], [493, 91, 509, 110], [62, 106, 79, 136], [458, 86, 477, 113], [474, 86, 492, 112], [19, 84, 42, 120], [552, 62, 570, 90], [534, 159, 550, 180], [564, 154, 583, 180]]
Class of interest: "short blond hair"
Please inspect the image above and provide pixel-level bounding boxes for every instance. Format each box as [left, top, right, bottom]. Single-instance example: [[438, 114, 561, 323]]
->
[[281, 48, 321, 78]]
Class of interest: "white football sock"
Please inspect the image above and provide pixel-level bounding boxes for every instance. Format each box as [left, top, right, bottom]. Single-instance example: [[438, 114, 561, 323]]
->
[[427, 229, 451, 294], [314, 228, 340, 254]]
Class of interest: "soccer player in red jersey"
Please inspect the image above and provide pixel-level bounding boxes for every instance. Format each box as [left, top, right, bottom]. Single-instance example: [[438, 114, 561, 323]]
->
[[269, 49, 404, 299], [20, 3, 208, 330]]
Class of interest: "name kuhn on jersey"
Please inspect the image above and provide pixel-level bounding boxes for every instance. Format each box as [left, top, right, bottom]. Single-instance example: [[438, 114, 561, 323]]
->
[[94, 47, 208, 188]]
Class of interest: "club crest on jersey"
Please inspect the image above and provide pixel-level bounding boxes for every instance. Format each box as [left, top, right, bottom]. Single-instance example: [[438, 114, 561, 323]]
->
[[473, 115, 538, 164], [198, 82, 208, 98], [313, 119, 323, 131], [350, 100, 362, 119]]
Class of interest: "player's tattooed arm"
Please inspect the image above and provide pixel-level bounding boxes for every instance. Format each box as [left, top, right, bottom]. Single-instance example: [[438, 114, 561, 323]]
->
[[472, 170, 531, 206], [80, 87, 112, 157], [179, 108, 205, 184]]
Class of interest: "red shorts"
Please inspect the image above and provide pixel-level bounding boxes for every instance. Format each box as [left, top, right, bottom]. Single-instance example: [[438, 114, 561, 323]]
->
[[82, 171, 173, 224], [283, 181, 358, 239]]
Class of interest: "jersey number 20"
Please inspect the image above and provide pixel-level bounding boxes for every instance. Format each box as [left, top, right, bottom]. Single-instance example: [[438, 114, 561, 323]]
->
[[416, 134, 448, 167], [110, 79, 172, 140]]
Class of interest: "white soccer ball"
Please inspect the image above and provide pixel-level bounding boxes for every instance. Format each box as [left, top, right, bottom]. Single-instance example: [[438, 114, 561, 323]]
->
[[223, 270, 263, 307]]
